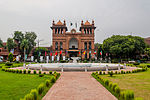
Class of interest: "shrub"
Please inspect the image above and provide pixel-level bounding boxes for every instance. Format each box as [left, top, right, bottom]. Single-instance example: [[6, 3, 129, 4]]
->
[[23, 69, 26, 74], [133, 62, 140, 66], [124, 71, 126, 74], [115, 71, 117, 74], [121, 70, 124, 74], [37, 83, 45, 95], [147, 65, 150, 68], [118, 72, 121, 74], [24, 93, 33, 100], [12, 69, 15, 73], [33, 70, 36, 74], [39, 70, 41, 74], [49, 71, 52, 75], [103, 71, 105, 75], [45, 80, 50, 87], [39, 74, 44, 77], [115, 86, 120, 94], [5, 62, 13, 66], [28, 70, 31, 74], [1, 68, 5, 71], [51, 76, 56, 83], [129, 71, 131, 73], [126, 71, 129, 74], [16, 69, 19, 73], [120, 90, 134, 100], [99, 70, 102, 75], [43, 72, 46, 74], [30, 89, 38, 100], [8, 53, 13, 62], [109, 82, 113, 89], [109, 71, 113, 77], [112, 83, 118, 92], [104, 79, 109, 86], [132, 70, 135, 73], [19, 70, 22, 73]]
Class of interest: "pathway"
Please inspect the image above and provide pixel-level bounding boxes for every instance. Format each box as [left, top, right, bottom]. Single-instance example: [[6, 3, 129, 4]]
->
[[42, 72, 117, 100]]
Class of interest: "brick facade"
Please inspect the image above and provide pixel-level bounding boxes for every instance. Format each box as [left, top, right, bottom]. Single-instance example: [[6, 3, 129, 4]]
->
[[51, 20, 96, 60]]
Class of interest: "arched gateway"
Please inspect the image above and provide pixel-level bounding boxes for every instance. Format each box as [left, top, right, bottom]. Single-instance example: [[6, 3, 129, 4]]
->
[[51, 20, 96, 60]]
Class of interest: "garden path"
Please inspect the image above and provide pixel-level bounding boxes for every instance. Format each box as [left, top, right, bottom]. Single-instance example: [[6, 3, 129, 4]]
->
[[42, 72, 117, 100]]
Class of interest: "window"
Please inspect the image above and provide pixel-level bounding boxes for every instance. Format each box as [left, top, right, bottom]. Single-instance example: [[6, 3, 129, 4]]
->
[[0, 49, 1, 52], [84, 42, 87, 50], [55, 42, 58, 50], [60, 42, 63, 50], [89, 42, 91, 50]]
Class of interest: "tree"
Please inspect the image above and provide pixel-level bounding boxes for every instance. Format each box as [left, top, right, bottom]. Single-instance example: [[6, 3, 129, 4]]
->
[[8, 53, 13, 62], [0, 38, 3, 48], [6, 38, 16, 52], [13, 31, 37, 60], [20, 39, 29, 62], [33, 47, 48, 60], [102, 35, 146, 60]]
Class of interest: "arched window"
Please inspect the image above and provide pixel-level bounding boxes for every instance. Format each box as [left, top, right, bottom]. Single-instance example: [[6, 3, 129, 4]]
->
[[60, 42, 63, 50], [55, 42, 58, 50], [89, 42, 91, 50], [84, 42, 87, 50]]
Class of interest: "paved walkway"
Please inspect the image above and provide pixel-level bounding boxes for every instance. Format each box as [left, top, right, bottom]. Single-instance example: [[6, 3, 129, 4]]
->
[[42, 72, 117, 100]]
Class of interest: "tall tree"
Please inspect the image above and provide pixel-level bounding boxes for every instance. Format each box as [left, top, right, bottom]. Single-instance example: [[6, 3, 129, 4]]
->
[[6, 38, 16, 52], [0, 38, 3, 48], [20, 39, 29, 61]]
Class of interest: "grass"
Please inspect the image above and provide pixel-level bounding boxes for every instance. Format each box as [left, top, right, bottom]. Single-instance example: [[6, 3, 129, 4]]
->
[[0, 69, 52, 100], [100, 69, 150, 100]]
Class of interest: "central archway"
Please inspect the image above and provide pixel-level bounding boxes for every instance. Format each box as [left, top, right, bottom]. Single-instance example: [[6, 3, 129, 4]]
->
[[69, 38, 78, 49]]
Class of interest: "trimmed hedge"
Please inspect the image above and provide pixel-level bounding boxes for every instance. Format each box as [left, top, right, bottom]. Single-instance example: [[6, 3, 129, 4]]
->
[[37, 83, 45, 95]]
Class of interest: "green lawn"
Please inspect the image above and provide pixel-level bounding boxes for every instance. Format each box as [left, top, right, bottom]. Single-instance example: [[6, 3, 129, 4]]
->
[[100, 69, 150, 100], [0, 70, 51, 100]]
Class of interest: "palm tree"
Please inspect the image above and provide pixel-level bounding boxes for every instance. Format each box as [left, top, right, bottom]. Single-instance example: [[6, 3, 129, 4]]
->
[[20, 39, 29, 68]]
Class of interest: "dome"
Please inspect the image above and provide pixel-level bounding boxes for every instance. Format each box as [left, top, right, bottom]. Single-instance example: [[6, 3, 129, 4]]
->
[[84, 20, 91, 25], [56, 20, 63, 25]]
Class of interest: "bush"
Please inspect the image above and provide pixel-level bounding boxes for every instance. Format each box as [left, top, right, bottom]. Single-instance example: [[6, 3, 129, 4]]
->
[[109, 82, 113, 89], [19, 70, 22, 73], [103, 71, 105, 75], [33, 70, 36, 74], [133, 62, 140, 66], [109, 71, 113, 77], [120, 90, 134, 100], [115, 86, 120, 94], [51, 76, 56, 83], [99, 70, 102, 75], [24, 93, 33, 100], [60, 60, 66, 63], [16, 69, 19, 73], [39, 74, 44, 77], [43, 72, 46, 74], [37, 83, 45, 95], [83, 60, 87, 63], [45, 80, 50, 87], [30, 89, 38, 100], [112, 83, 118, 92], [39, 70, 41, 74], [121, 70, 124, 74], [28, 70, 31, 74], [147, 65, 150, 68], [49, 71, 52, 75], [1, 68, 5, 71], [118, 72, 121, 74], [8, 53, 13, 62], [115, 71, 117, 74], [129, 71, 131, 73], [5, 62, 13, 66], [104, 79, 109, 86], [134, 97, 143, 100], [23, 69, 26, 74]]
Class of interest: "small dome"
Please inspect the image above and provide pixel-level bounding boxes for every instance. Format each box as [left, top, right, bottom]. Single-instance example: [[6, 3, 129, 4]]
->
[[56, 20, 63, 25], [84, 20, 91, 25], [71, 29, 76, 33]]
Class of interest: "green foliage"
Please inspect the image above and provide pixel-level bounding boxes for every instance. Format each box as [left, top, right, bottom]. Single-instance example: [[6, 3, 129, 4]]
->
[[23, 69, 26, 74], [39, 70, 41, 74], [103, 71, 105, 75], [7, 38, 16, 52], [99, 70, 102, 75], [49, 71, 52, 75], [30, 89, 38, 100], [28, 70, 31, 74], [114, 86, 120, 94], [109, 71, 113, 77], [112, 83, 118, 92], [39, 74, 44, 77], [37, 83, 45, 95], [45, 80, 50, 87], [24, 93, 33, 100], [5, 62, 13, 66], [19, 70, 22, 74], [120, 90, 134, 100], [51, 76, 56, 83], [104, 79, 109, 86], [33, 70, 36, 74], [134, 97, 143, 100], [8, 53, 13, 62], [102, 35, 146, 59], [133, 63, 140, 66], [0, 38, 3, 47]]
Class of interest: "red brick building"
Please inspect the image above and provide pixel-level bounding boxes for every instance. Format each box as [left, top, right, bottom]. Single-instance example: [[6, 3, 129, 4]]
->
[[51, 20, 96, 60]]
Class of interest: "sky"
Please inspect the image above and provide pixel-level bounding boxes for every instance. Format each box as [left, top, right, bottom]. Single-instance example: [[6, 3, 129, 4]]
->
[[0, 0, 150, 47]]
